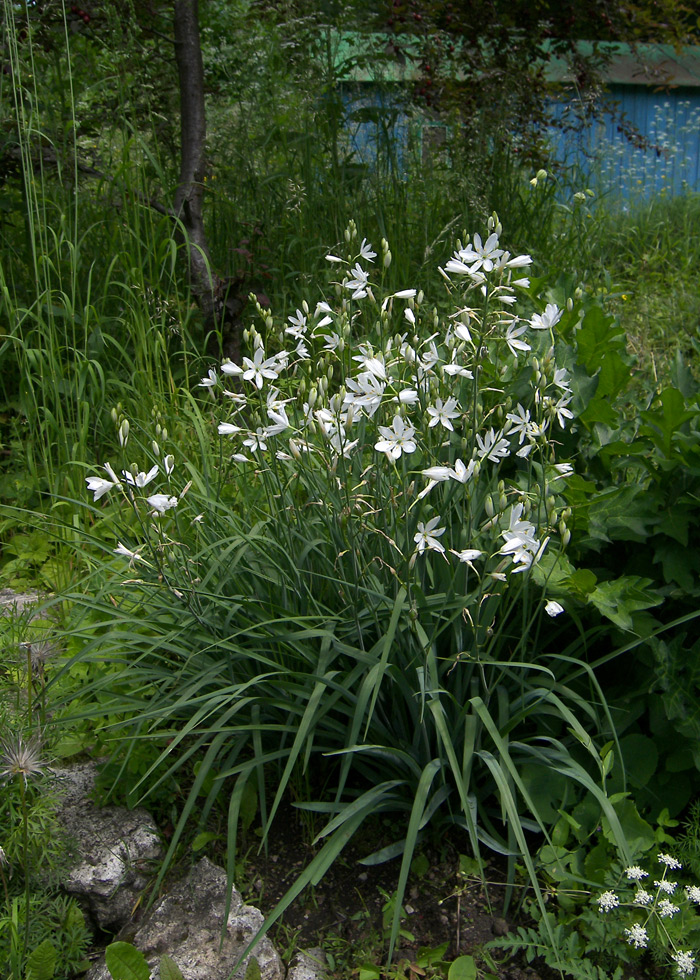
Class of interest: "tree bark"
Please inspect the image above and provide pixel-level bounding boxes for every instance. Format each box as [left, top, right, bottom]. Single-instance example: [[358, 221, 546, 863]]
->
[[173, 0, 222, 323]]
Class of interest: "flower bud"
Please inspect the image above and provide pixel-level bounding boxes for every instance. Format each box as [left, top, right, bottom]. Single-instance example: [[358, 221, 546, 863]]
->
[[302, 300, 309, 315], [383, 250, 392, 269], [561, 528, 571, 546], [111, 407, 118, 424], [308, 387, 317, 408], [152, 441, 160, 456], [289, 439, 302, 462], [119, 419, 130, 447], [485, 495, 495, 518], [266, 316, 273, 331], [566, 297, 573, 312]]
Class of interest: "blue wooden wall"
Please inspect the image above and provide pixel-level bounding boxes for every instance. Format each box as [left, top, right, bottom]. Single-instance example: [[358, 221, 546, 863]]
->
[[547, 87, 700, 199]]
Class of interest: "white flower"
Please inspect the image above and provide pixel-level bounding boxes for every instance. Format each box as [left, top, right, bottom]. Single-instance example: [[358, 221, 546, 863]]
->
[[243, 428, 268, 452], [146, 494, 178, 515], [505, 321, 530, 357], [452, 549, 482, 562], [500, 503, 548, 573], [553, 367, 571, 391], [123, 465, 159, 488], [359, 238, 376, 263], [596, 890, 619, 912], [658, 899, 680, 917], [624, 924, 648, 948], [286, 309, 307, 339], [545, 600, 564, 617], [685, 885, 700, 903], [414, 516, 446, 555], [553, 394, 574, 429], [114, 542, 145, 562], [345, 263, 370, 299], [427, 397, 461, 431], [659, 853, 682, 870], [422, 458, 475, 486], [476, 428, 510, 463], [655, 879, 678, 894], [625, 866, 649, 881], [345, 371, 385, 416], [240, 346, 285, 389], [218, 422, 243, 436], [198, 368, 218, 387], [375, 415, 417, 459], [530, 303, 562, 331], [672, 951, 696, 976], [86, 462, 122, 501], [164, 455, 175, 476], [634, 889, 652, 906]]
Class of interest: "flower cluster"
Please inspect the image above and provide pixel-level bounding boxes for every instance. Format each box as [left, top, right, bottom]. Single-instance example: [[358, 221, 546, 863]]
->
[[594, 853, 699, 976], [86, 217, 577, 624]]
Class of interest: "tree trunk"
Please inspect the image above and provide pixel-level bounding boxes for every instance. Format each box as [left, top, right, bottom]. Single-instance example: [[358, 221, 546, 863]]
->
[[173, 0, 222, 323]]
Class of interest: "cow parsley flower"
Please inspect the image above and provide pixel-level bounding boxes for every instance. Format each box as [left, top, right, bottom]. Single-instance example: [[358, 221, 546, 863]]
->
[[655, 879, 678, 894], [596, 891, 619, 912], [624, 924, 648, 948], [685, 885, 700, 903], [634, 889, 652, 906], [672, 951, 696, 976], [658, 899, 680, 917], [659, 853, 682, 870], [625, 866, 649, 881]]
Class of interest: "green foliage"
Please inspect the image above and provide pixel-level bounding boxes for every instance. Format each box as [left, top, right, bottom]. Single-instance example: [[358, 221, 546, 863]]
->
[[59, 219, 672, 969]]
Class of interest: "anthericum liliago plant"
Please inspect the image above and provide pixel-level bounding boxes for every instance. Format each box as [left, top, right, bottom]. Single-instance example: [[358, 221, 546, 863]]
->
[[78, 215, 623, 965]]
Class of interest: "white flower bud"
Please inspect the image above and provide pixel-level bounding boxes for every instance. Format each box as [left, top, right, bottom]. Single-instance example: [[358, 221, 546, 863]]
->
[[566, 297, 573, 312], [152, 441, 160, 456], [485, 495, 495, 519], [383, 250, 392, 269], [119, 419, 130, 447]]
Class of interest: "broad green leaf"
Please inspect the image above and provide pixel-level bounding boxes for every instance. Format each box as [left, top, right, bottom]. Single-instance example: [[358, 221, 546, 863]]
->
[[25, 939, 57, 980], [601, 799, 655, 857], [588, 576, 662, 630], [448, 955, 478, 980], [104, 942, 151, 980]]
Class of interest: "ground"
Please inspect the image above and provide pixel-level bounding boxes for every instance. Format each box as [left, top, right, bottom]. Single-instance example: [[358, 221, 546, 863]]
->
[[230, 802, 555, 980]]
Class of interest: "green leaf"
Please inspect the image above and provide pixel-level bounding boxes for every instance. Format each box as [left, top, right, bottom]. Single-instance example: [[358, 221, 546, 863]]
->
[[602, 799, 655, 858], [588, 576, 662, 631], [104, 942, 151, 980], [25, 940, 57, 980], [159, 955, 185, 980], [191, 830, 219, 852], [243, 956, 261, 980], [448, 955, 478, 980]]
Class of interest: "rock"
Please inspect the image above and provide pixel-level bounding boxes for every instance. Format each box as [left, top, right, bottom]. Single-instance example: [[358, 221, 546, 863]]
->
[[55, 762, 164, 931], [86, 857, 285, 980], [287, 948, 327, 980]]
